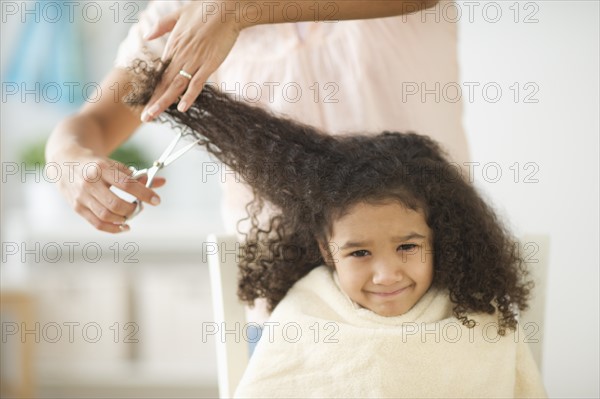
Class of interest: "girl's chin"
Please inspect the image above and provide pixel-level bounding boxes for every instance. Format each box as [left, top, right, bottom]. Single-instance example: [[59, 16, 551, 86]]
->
[[360, 302, 410, 317]]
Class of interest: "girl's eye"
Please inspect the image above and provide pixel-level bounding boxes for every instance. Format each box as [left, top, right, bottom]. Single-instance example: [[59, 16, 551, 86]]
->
[[398, 244, 418, 251], [350, 250, 370, 257]]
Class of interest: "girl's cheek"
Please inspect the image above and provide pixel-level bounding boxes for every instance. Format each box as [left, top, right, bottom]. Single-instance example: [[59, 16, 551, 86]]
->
[[351, 264, 371, 285]]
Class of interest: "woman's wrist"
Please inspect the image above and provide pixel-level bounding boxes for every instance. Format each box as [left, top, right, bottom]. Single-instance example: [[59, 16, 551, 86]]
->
[[46, 121, 104, 167]]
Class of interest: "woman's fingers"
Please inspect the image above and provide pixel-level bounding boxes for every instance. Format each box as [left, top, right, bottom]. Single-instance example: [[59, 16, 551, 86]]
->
[[142, 21, 188, 119], [76, 161, 166, 233], [142, 65, 195, 121], [73, 184, 129, 233], [90, 183, 136, 218], [86, 194, 130, 224], [107, 168, 162, 206], [137, 175, 167, 188], [178, 64, 212, 112], [175, 28, 240, 112], [73, 196, 130, 234]]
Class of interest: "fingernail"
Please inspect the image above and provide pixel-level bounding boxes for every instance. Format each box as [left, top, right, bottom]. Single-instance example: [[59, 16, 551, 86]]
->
[[141, 110, 151, 122], [177, 100, 187, 112], [119, 224, 130, 232], [142, 104, 160, 122], [150, 196, 161, 206]]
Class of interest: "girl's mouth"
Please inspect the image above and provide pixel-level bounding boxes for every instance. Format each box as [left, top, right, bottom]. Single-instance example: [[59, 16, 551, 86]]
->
[[367, 284, 413, 297]]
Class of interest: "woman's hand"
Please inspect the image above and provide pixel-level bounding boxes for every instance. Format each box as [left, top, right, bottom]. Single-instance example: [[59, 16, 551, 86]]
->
[[56, 154, 166, 233], [141, 1, 243, 122]]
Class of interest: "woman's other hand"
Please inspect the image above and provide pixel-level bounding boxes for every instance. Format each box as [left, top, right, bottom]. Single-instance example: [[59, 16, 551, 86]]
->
[[56, 154, 166, 233], [46, 68, 167, 234]]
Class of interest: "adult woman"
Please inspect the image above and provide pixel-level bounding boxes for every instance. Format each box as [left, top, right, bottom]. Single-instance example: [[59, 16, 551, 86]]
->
[[46, 0, 468, 233]]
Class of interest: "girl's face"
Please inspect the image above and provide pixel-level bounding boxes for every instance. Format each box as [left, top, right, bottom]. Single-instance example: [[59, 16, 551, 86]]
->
[[320, 201, 434, 317]]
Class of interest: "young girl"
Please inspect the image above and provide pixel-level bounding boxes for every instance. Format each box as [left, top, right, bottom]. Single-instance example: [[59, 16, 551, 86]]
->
[[128, 61, 546, 398]]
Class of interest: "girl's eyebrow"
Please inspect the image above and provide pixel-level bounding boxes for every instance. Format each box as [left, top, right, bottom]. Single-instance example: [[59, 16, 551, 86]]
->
[[393, 233, 427, 241], [339, 233, 427, 250], [339, 241, 368, 250]]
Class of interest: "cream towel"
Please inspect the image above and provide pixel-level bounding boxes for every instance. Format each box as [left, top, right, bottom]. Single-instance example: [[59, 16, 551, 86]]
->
[[235, 266, 546, 398]]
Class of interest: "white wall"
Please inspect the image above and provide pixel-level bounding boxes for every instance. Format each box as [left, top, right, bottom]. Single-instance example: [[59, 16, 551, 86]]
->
[[458, 1, 599, 396]]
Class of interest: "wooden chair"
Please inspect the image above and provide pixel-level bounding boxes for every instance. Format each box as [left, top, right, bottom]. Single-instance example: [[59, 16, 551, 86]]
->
[[0, 290, 36, 398]]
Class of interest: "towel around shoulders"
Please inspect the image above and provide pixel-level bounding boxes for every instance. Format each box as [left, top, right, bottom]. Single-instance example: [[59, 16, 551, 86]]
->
[[235, 266, 546, 398]]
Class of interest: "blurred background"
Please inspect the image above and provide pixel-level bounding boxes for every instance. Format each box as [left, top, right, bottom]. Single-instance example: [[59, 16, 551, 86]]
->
[[1, 1, 598, 398]]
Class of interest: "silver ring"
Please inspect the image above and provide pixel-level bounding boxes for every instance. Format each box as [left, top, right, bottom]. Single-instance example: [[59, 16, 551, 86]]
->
[[179, 69, 193, 80]]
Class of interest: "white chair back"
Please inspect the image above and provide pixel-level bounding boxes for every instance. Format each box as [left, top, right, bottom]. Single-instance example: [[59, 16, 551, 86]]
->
[[519, 234, 550, 369], [206, 234, 248, 398]]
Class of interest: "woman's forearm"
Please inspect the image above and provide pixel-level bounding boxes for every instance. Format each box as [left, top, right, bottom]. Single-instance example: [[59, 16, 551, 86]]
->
[[141, 0, 439, 120], [229, 0, 440, 29], [46, 69, 143, 164], [46, 115, 108, 164]]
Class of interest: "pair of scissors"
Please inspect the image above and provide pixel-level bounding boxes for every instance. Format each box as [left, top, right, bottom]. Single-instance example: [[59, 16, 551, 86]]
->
[[125, 128, 201, 221]]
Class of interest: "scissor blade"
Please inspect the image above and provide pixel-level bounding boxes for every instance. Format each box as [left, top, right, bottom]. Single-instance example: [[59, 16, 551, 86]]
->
[[162, 139, 202, 166], [144, 166, 161, 188], [157, 132, 183, 163]]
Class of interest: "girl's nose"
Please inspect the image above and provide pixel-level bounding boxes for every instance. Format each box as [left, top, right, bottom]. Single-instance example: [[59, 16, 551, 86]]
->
[[371, 259, 403, 286]]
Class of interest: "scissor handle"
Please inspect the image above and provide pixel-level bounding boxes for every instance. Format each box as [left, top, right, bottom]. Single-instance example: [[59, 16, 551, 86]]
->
[[129, 166, 148, 180], [121, 166, 147, 221]]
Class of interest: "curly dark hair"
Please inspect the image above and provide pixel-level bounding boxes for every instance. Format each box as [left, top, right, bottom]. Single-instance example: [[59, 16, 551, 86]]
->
[[126, 60, 532, 334]]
